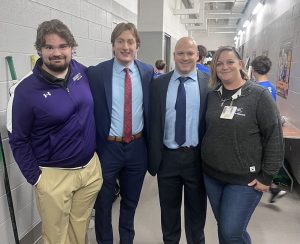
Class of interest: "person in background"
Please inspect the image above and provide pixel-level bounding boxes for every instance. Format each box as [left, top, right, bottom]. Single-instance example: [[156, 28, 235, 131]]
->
[[88, 22, 154, 244], [7, 19, 102, 244], [251, 55, 287, 203], [202, 46, 284, 244], [205, 60, 211, 69], [153, 59, 167, 78], [196, 44, 210, 75], [149, 37, 209, 244]]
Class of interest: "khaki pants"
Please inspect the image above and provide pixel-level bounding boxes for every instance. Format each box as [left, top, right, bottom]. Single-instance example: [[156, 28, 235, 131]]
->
[[35, 153, 103, 244]]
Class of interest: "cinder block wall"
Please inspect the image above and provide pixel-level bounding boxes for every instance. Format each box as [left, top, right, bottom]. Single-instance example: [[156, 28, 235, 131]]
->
[[0, 0, 136, 242]]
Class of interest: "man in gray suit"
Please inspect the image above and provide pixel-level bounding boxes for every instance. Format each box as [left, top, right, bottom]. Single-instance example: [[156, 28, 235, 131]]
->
[[148, 37, 209, 244]]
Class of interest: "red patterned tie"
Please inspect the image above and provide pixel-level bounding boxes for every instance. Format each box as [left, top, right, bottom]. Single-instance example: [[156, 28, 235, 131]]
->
[[123, 68, 132, 143]]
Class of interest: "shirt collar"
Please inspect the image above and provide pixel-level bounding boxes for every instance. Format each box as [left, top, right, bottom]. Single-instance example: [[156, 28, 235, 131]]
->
[[217, 85, 242, 100], [114, 58, 135, 74], [173, 69, 197, 82], [37, 58, 69, 86]]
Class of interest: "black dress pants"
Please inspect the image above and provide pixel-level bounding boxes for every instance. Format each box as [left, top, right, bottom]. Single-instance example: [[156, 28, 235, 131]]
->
[[157, 147, 207, 244]]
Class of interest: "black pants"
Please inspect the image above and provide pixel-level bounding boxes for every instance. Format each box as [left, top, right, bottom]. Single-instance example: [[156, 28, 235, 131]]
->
[[157, 147, 207, 244]]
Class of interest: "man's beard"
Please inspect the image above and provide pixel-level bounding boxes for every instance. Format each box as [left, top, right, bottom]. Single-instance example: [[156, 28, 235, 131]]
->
[[44, 57, 69, 72]]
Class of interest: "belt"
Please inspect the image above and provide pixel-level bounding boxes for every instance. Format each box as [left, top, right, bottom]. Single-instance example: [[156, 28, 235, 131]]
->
[[164, 145, 197, 152], [107, 131, 143, 143]]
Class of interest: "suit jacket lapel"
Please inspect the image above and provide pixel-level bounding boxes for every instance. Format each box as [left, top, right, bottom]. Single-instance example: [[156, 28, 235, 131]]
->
[[161, 72, 174, 132], [104, 59, 114, 117], [197, 71, 207, 120], [135, 60, 147, 105]]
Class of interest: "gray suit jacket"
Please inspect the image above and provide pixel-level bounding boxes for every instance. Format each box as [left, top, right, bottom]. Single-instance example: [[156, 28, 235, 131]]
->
[[148, 70, 210, 176]]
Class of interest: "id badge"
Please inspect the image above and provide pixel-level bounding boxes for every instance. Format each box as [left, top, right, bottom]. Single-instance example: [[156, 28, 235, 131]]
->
[[220, 106, 237, 119]]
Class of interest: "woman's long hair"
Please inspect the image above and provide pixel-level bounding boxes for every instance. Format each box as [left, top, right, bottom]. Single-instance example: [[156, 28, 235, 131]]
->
[[209, 46, 249, 89]]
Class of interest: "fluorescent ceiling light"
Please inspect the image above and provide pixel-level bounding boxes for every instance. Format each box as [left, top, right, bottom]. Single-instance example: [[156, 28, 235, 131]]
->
[[205, 0, 235, 2], [252, 2, 263, 15], [209, 31, 236, 34], [243, 20, 250, 28]]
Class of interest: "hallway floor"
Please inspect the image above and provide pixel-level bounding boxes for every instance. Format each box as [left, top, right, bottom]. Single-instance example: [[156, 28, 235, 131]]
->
[[88, 173, 300, 244]]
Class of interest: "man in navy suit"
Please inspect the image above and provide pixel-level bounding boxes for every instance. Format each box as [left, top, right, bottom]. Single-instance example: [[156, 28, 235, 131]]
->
[[148, 37, 209, 244], [88, 22, 154, 244]]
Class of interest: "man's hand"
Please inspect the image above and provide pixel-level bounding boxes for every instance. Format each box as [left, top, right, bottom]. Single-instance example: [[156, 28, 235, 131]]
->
[[248, 179, 269, 192]]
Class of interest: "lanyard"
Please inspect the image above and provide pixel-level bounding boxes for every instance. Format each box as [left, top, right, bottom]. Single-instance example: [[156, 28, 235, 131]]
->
[[217, 86, 242, 107]]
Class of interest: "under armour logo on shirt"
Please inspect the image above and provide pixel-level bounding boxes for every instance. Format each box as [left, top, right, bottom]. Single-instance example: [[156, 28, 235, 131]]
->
[[43, 92, 51, 98]]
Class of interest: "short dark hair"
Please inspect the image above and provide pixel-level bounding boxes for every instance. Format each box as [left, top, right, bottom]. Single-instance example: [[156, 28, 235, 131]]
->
[[111, 22, 140, 48], [251, 56, 272, 75], [197, 45, 207, 62], [155, 59, 166, 70], [35, 19, 77, 53]]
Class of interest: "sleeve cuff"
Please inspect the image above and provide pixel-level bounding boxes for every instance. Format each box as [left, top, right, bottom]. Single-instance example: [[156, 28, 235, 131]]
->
[[256, 173, 273, 186]]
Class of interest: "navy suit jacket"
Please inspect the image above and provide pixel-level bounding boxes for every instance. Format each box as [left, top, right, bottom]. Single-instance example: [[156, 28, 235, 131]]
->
[[148, 70, 210, 176], [87, 58, 154, 157]]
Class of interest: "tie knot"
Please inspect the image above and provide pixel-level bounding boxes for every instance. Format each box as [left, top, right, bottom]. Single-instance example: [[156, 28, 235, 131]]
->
[[124, 67, 130, 73], [178, 76, 189, 83]]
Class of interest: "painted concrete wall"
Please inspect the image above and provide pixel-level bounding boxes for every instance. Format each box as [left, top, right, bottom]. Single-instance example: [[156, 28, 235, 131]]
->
[[163, 0, 187, 40], [138, 0, 188, 70], [192, 32, 235, 51], [0, 0, 136, 242], [138, 31, 164, 67], [114, 0, 138, 14], [238, 0, 300, 129], [237, 0, 300, 184], [2, 0, 300, 242]]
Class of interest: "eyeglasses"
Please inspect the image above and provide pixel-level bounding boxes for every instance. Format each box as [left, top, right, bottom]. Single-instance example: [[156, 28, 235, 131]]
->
[[42, 44, 70, 53]]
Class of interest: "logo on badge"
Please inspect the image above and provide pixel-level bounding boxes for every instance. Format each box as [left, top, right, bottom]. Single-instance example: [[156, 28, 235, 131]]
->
[[235, 107, 246, 117]]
